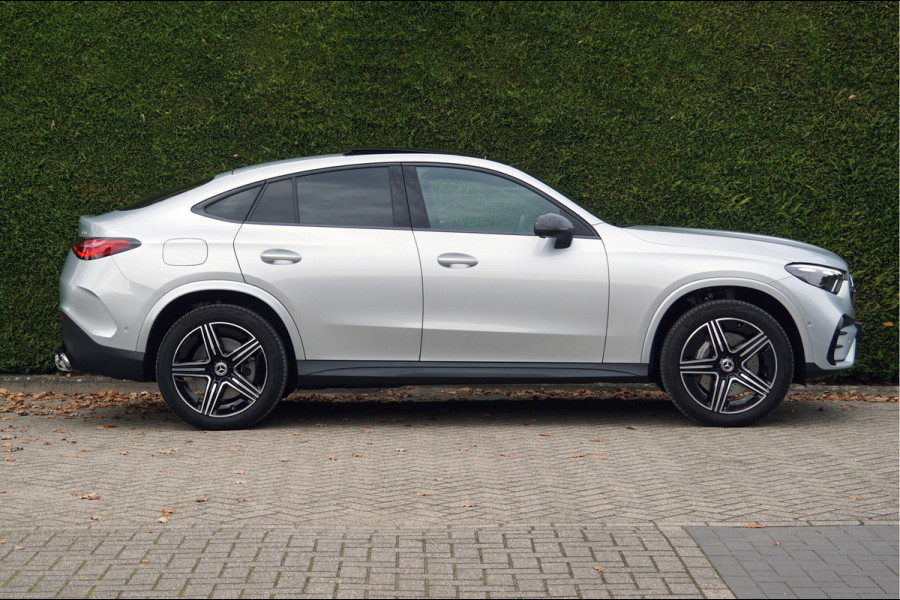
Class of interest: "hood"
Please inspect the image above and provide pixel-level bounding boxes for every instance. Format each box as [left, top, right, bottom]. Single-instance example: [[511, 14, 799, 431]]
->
[[625, 226, 848, 270]]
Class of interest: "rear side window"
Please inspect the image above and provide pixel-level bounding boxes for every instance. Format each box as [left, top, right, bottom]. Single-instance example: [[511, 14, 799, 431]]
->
[[203, 186, 261, 222], [298, 167, 393, 228], [250, 179, 295, 223]]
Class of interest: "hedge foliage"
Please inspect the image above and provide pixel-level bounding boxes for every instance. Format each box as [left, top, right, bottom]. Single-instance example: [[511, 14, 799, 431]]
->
[[0, 1, 896, 380]]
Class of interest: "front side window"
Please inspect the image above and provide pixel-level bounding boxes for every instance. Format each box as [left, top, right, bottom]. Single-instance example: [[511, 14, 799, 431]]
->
[[298, 167, 394, 228], [416, 166, 561, 234]]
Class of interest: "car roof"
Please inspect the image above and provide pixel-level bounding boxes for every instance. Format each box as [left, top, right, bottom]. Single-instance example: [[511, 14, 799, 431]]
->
[[184, 152, 604, 226]]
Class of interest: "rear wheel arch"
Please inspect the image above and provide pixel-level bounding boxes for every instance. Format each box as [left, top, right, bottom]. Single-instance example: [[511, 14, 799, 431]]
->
[[143, 289, 299, 390], [648, 286, 807, 388]]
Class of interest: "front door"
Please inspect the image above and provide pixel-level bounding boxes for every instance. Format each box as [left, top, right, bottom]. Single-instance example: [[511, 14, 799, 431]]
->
[[407, 165, 609, 363]]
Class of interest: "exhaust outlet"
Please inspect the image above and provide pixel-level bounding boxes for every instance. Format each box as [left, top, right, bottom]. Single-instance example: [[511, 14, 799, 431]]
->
[[52, 346, 72, 372]]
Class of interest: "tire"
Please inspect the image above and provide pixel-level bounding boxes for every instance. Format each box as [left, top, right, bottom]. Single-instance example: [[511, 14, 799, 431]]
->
[[156, 304, 288, 430], [659, 300, 793, 426]]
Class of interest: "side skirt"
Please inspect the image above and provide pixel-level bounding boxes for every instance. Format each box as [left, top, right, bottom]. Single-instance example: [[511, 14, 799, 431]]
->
[[294, 360, 649, 388]]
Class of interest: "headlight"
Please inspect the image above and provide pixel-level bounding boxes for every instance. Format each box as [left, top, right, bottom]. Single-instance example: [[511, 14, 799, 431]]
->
[[785, 263, 847, 294]]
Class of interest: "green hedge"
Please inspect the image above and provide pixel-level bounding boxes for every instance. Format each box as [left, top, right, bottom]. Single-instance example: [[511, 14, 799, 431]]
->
[[1, 1, 896, 380]]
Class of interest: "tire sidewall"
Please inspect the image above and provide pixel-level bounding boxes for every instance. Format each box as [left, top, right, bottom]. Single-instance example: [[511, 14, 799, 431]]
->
[[156, 304, 288, 430], [660, 300, 793, 427]]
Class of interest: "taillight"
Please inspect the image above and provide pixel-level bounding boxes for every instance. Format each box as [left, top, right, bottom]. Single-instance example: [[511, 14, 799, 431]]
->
[[72, 238, 141, 260]]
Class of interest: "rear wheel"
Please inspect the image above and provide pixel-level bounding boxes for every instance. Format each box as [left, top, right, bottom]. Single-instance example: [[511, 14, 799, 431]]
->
[[156, 304, 288, 429], [660, 300, 793, 426]]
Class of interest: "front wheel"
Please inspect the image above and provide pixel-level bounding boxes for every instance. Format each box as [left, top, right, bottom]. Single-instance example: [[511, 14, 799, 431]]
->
[[660, 300, 793, 426], [156, 304, 288, 429]]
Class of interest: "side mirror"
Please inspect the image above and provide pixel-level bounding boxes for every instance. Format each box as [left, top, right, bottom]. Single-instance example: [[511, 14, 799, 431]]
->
[[534, 213, 574, 249]]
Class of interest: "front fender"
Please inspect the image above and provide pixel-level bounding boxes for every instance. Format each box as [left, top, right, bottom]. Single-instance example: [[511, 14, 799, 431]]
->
[[638, 277, 811, 364]]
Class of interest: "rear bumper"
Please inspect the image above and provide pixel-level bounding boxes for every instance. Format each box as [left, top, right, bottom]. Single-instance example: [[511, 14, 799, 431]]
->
[[58, 313, 148, 381]]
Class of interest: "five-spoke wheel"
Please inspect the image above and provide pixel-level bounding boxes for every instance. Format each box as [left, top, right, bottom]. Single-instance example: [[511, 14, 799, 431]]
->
[[156, 304, 288, 429], [660, 300, 793, 426]]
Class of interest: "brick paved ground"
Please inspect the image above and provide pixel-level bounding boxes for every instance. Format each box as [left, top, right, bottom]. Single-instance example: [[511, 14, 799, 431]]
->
[[0, 386, 897, 598]]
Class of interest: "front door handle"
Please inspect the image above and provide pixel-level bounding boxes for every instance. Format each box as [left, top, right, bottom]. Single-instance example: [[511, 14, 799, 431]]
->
[[437, 253, 478, 268], [261, 249, 302, 265]]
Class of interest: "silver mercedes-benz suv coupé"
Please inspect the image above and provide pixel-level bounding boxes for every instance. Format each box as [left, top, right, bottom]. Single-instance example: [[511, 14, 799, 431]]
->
[[56, 150, 859, 429]]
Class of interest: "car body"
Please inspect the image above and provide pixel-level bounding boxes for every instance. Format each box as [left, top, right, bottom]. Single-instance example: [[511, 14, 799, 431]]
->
[[56, 150, 860, 428]]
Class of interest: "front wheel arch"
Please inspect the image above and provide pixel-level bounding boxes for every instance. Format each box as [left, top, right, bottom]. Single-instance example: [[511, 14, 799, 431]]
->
[[648, 286, 805, 388]]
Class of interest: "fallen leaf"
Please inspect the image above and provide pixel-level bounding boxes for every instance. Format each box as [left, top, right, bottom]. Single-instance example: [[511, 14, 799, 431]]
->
[[352, 453, 363, 458], [593, 566, 604, 573], [596, 456, 608, 460], [279, 458, 291, 462], [119, 451, 128, 455], [80, 493, 100, 500], [627, 425, 638, 430], [195, 497, 207, 503], [461, 503, 476, 508], [232, 480, 246, 485], [590, 439, 605, 442], [140, 558, 149, 563], [415, 492, 432, 496], [849, 495, 863, 500], [773, 541, 781, 546], [14, 545, 23, 550], [744, 523, 765, 528], [162, 509, 176, 516], [501, 453, 516, 457], [328, 456, 338, 461], [571, 454, 585, 458], [157, 517, 168, 523], [539, 433, 552, 437], [236, 498, 245, 503], [395, 448, 406, 452], [884, 322, 894, 327], [361, 429, 374, 433], [91, 514, 102, 521]]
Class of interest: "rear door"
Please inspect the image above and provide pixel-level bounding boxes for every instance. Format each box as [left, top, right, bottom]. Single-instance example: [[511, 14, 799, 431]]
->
[[234, 165, 423, 360]]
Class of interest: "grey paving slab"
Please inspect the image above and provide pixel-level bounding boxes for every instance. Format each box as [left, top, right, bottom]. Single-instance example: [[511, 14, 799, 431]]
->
[[688, 525, 899, 599]]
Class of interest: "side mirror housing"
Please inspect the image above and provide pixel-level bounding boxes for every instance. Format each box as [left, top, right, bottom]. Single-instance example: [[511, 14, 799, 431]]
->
[[534, 213, 575, 249]]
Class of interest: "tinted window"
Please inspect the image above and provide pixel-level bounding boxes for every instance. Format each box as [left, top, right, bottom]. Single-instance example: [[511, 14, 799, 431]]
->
[[298, 167, 394, 228], [416, 167, 560, 234], [251, 179, 295, 223], [204, 186, 261, 222]]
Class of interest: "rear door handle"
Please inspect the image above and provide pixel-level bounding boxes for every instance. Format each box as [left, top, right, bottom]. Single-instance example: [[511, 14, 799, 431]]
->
[[261, 249, 302, 265], [437, 253, 478, 268]]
